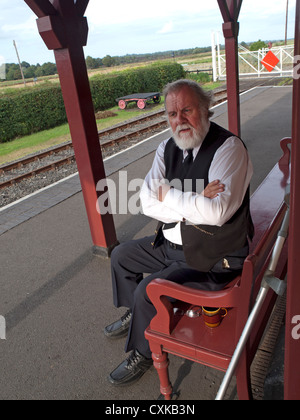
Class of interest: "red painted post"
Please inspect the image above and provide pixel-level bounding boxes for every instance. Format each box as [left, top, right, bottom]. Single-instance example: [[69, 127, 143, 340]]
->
[[217, 0, 242, 137], [222, 22, 241, 137], [24, 0, 118, 257], [284, 0, 300, 400]]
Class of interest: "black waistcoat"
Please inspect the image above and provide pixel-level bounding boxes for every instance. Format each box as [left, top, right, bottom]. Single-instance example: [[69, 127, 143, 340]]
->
[[155, 122, 254, 273]]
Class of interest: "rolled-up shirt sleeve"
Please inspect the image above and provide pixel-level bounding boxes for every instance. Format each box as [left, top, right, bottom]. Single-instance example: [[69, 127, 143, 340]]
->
[[162, 137, 253, 226]]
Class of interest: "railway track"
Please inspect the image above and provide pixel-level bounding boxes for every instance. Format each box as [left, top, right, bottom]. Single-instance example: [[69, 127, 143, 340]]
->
[[0, 89, 227, 190], [0, 111, 169, 190], [0, 79, 284, 192]]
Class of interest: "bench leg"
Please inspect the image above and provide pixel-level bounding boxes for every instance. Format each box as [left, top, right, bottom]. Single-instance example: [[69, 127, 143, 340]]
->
[[152, 351, 173, 400]]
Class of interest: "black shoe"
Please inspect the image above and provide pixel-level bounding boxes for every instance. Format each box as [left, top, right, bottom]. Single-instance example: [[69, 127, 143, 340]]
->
[[108, 349, 153, 387], [104, 310, 132, 339]]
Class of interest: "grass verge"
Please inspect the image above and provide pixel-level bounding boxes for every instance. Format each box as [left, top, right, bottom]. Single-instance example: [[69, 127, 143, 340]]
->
[[0, 103, 164, 165]]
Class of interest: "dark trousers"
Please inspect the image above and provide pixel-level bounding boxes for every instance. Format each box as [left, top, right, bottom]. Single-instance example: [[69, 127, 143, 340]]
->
[[111, 236, 241, 359]]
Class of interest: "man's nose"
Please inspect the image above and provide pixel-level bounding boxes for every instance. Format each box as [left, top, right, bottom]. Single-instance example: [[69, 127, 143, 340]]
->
[[176, 112, 188, 125]]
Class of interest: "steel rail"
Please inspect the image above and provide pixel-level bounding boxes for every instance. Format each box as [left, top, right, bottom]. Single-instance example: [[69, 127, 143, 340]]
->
[[0, 116, 168, 189]]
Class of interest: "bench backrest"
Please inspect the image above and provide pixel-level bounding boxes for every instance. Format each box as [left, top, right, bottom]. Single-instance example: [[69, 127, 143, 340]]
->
[[233, 138, 290, 344], [250, 138, 290, 253], [247, 138, 290, 285]]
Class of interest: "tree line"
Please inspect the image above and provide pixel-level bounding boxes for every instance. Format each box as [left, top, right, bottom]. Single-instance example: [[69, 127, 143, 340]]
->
[[1, 46, 212, 81], [2, 40, 277, 82], [4, 61, 57, 81], [85, 47, 212, 69]]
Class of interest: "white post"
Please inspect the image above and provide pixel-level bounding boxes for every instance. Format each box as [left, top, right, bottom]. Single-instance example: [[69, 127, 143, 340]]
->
[[217, 31, 222, 78], [0, 56, 5, 80], [0, 316, 6, 340], [211, 31, 218, 82]]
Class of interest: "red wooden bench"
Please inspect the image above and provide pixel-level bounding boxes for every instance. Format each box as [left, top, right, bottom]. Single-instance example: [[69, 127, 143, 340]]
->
[[145, 138, 291, 400]]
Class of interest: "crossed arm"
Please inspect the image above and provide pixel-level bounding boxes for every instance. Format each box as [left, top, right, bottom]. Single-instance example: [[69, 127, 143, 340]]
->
[[140, 137, 253, 227], [158, 180, 225, 202]]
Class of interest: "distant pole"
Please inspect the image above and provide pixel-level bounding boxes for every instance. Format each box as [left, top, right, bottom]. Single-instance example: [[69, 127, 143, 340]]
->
[[285, 0, 289, 45], [217, 31, 222, 77], [13, 40, 26, 87], [211, 31, 218, 82]]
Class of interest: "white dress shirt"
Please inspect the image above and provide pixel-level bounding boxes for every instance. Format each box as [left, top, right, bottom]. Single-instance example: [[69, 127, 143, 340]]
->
[[140, 134, 253, 245]]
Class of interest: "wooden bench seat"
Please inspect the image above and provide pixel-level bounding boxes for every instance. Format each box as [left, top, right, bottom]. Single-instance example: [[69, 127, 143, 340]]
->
[[145, 138, 291, 401]]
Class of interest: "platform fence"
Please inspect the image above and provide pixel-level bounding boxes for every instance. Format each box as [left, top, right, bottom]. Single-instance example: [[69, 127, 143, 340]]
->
[[216, 44, 295, 80]]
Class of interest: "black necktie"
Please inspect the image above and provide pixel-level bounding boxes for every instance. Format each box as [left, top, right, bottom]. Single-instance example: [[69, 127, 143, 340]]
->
[[181, 149, 194, 181]]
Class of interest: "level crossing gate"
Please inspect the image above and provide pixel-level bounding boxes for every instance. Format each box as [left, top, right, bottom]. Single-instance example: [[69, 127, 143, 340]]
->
[[213, 38, 294, 80]]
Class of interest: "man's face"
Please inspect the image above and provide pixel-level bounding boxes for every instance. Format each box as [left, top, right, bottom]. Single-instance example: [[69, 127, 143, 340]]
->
[[165, 86, 209, 150]]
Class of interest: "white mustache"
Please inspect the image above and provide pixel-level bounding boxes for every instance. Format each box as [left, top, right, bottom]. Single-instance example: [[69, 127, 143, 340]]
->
[[175, 124, 194, 136]]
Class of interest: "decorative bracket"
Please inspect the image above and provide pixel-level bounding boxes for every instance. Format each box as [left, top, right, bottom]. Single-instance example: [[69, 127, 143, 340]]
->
[[24, 0, 89, 49]]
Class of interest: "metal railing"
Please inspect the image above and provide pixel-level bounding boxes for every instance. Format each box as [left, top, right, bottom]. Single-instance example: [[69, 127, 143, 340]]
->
[[217, 44, 294, 79]]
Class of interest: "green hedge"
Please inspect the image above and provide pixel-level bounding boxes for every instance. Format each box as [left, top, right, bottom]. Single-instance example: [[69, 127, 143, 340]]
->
[[0, 87, 66, 143], [0, 62, 185, 143]]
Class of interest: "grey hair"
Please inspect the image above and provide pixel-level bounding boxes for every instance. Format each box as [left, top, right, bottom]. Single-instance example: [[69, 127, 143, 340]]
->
[[163, 79, 214, 119]]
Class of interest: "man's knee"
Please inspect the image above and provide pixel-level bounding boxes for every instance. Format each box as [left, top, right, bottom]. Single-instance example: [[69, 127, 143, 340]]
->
[[111, 242, 127, 270], [111, 240, 139, 267]]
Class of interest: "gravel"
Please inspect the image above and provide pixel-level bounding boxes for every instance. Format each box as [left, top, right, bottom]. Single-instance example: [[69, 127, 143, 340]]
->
[[0, 116, 167, 208], [1, 163, 78, 207]]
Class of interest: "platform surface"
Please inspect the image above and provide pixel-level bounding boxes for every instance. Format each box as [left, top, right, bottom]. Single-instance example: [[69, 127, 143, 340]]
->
[[0, 86, 292, 400]]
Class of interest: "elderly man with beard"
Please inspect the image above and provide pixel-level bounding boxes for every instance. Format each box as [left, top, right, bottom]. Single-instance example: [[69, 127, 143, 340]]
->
[[104, 79, 254, 387]]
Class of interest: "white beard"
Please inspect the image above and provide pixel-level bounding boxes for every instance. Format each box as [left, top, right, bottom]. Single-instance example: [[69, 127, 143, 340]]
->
[[172, 118, 210, 151]]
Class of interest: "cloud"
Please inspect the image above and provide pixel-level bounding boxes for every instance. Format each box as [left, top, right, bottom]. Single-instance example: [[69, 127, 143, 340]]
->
[[241, 0, 295, 18], [86, 0, 217, 27], [0, 0, 297, 66], [157, 21, 174, 34], [1, 16, 36, 35]]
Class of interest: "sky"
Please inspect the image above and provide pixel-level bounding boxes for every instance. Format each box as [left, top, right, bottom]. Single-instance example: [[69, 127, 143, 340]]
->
[[0, 0, 297, 67]]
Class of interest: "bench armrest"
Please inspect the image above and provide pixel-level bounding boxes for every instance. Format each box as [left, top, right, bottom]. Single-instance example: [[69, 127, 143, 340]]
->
[[147, 277, 240, 335]]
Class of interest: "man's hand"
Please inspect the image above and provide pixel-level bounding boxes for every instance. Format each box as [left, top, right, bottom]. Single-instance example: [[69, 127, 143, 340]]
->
[[203, 180, 225, 199]]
